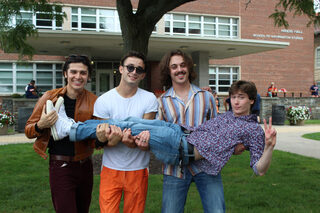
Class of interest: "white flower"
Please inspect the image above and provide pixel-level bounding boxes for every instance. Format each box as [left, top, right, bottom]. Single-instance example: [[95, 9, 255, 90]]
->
[[286, 106, 311, 124]]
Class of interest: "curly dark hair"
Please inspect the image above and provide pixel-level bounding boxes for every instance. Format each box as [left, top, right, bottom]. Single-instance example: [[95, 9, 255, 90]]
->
[[159, 49, 197, 89], [63, 54, 93, 85]]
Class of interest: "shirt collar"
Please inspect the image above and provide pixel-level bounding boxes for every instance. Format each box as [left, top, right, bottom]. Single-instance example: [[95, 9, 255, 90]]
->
[[162, 84, 203, 98]]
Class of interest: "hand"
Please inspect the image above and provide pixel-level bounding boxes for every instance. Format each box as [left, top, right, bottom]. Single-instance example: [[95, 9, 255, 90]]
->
[[233, 143, 245, 155], [134, 131, 150, 151], [264, 117, 277, 149], [37, 104, 58, 129], [107, 125, 123, 146], [96, 123, 109, 143], [122, 128, 137, 148], [201, 86, 212, 93]]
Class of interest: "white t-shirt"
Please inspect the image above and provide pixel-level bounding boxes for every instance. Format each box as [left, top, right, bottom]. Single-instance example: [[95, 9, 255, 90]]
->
[[94, 88, 158, 171]]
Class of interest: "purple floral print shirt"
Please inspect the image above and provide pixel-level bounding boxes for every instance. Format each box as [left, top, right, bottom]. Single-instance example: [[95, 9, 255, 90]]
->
[[186, 111, 265, 175]]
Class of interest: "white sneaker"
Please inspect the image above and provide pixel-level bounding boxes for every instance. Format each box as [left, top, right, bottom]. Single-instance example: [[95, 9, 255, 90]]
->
[[46, 99, 58, 140], [47, 97, 75, 141]]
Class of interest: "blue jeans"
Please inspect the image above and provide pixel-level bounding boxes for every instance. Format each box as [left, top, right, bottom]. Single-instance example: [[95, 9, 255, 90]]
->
[[69, 117, 191, 165], [162, 171, 225, 213]]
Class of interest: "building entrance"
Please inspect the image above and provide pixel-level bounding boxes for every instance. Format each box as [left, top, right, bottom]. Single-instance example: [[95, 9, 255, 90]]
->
[[96, 69, 114, 96]]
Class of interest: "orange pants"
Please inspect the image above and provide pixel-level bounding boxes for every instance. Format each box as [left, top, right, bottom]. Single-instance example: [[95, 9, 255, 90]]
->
[[99, 166, 148, 213]]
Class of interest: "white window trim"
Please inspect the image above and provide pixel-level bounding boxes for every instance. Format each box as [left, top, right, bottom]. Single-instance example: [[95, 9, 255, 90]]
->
[[209, 65, 240, 94], [315, 46, 320, 68], [0, 61, 63, 95]]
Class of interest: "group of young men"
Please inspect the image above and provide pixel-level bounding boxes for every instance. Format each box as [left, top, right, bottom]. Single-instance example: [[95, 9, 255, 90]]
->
[[25, 49, 276, 213]]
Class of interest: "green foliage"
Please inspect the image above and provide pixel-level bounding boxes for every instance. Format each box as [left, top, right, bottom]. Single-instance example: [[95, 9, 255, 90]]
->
[[269, 0, 320, 27], [1, 144, 320, 212], [11, 93, 23, 98], [0, 0, 65, 59], [286, 106, 311, 124]]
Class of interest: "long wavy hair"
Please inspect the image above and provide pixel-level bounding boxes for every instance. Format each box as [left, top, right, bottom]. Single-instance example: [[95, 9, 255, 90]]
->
[[159, 49, 197, 89]]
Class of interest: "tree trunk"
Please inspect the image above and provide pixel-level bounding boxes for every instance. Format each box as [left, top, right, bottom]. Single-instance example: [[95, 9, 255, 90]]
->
[[116, 0, 196, 57], [121, 19, 153, 56]]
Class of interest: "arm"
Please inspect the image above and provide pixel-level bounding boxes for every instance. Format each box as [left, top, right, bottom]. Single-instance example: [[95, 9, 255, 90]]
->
[[255, 118, 277, 176]]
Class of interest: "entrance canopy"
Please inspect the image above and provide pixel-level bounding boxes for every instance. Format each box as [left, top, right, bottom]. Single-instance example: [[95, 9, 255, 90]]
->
[[26, 30, 289, 60]]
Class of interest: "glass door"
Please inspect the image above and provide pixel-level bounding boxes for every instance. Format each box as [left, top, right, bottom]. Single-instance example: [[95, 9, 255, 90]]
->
[[96, 69, 114, 96]]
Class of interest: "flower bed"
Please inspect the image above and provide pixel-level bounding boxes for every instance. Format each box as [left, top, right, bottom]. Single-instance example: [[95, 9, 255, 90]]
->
[[0, 110, 15, 128]]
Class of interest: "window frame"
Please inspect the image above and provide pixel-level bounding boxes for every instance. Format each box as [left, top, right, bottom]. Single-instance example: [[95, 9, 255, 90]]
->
[[209, 66, 240, 94], [165, 13, 239, 38], [0, 62, 64, 95]]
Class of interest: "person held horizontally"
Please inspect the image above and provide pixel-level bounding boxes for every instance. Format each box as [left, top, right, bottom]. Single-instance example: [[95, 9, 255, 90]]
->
[[48, 80, 277, 211]]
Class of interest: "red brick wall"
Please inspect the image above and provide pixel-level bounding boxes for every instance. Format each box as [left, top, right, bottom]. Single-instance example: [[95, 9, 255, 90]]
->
[[0, 0, 314, 97], [212, 0, 314, 97]]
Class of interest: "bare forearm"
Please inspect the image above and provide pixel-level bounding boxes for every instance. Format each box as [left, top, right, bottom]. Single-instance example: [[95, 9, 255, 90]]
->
[[255, 145, 274, 176]]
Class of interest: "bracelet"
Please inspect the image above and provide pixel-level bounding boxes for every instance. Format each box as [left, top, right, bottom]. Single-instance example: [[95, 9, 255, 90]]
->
[[35, 123, 44, 133], [95, 139, 108, 148]]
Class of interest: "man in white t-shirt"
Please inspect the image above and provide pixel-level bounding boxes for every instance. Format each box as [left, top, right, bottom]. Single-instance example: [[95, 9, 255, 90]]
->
[[94, 51, 158, 213]]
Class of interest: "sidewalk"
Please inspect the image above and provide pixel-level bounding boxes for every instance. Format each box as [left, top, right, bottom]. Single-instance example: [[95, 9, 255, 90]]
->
[[0, 125, 320, 159], [272, 124, 320, 159], [0, 133, 35, 145]]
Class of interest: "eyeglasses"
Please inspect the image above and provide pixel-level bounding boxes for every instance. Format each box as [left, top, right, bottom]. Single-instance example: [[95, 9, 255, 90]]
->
[[125, 65, 146, 74]]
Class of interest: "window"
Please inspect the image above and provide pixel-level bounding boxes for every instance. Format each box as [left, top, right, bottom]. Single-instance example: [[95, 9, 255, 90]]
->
[[0, 63, 13, 93], [209, 66, 239, 93], [165, 14, 239, 38], [0, 62, 63, 94], [316, 47, 320, 68], [72, 7, 120, 32], [15, 8, 62, 30], [16, 63, 33, 93]]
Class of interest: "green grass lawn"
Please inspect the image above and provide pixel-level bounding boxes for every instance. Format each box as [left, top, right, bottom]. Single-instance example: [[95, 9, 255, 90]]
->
[[1, 144, 320, 212], [284, 119, 320, 125], [302, 132, 320, 141]]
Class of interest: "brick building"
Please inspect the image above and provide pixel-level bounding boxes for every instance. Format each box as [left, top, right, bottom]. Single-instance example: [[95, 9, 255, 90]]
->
[[0, 0, 315, 97]]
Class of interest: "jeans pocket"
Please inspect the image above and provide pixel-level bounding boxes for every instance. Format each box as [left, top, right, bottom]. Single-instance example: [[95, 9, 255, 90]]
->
[[50, 160, 69, 170]]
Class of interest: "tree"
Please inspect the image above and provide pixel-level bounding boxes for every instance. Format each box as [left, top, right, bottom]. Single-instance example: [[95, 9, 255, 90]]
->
[[0, 0, 64, 59], [0, 0, 319, 57]]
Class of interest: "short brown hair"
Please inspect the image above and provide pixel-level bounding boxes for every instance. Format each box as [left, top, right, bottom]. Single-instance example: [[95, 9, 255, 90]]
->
[[159, 49, 196, 89], [229, 80, 257, 108], [63, 54, 92, 85], [120, 51, 146, 67]]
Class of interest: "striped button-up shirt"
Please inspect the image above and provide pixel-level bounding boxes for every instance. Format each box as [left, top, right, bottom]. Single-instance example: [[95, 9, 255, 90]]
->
[[157, 84, 217, 179]]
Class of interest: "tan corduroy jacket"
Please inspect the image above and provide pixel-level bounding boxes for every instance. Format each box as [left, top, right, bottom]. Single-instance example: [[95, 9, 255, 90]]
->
[[25, 87, 97, 160]]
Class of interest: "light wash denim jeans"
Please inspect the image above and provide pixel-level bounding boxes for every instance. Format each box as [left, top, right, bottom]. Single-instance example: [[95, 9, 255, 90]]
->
[[162, 171, 225, 213], [69, 117, 191, 165]]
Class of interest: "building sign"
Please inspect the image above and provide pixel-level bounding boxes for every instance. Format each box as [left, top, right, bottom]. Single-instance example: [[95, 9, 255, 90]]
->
[[252, 29, 304, 40]]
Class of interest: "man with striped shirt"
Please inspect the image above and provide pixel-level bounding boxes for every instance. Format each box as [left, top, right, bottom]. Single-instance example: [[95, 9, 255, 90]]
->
[[157, 50, 224, 212]]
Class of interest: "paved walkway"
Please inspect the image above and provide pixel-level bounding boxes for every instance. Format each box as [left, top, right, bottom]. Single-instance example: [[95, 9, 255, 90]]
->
[[273, 124, 320, 159], [0, 125, 320, 159]]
